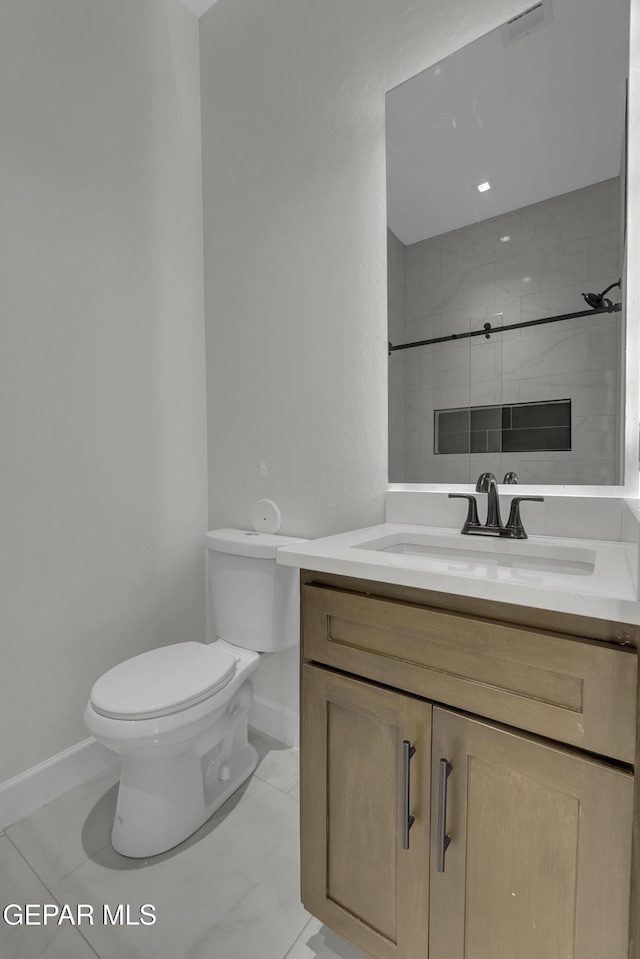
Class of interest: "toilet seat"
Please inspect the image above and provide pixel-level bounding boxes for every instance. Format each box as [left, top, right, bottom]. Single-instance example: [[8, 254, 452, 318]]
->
[[90, 642, 237, 720]]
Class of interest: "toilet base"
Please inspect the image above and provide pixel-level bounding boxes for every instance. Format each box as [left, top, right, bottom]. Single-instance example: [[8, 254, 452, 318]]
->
[[111, 740, 258, 858], [107, 676, 260, 859]]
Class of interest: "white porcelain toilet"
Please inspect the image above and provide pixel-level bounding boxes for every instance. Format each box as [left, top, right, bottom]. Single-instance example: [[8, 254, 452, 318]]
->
[[84, 528, 305, 858]]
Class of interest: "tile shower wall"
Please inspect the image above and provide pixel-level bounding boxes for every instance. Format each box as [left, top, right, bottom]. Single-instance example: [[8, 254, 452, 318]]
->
[[391, 179, 622, 485]]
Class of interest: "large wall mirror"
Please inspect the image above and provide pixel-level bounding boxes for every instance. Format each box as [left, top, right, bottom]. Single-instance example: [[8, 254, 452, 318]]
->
[[386, 0, 634, 489]]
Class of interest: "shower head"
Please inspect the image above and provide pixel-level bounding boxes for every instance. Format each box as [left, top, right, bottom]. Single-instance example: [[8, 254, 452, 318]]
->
[[583, 291, 607, 308], [582, 279, 621, 310]]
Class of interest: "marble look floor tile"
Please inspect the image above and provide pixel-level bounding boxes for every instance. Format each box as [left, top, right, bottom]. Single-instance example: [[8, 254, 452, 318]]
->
[[249, 728, 299, 795], [51, 777, 308, 959], [0, 836, 99, 958], [286, 917, 368, 959], [6, 763, 121, 888]]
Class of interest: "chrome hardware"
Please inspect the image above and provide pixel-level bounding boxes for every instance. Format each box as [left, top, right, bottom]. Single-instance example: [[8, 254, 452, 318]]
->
[[436, 758, 452, 873], [402, 740, 417, 850], [502, 471, 519, 484]]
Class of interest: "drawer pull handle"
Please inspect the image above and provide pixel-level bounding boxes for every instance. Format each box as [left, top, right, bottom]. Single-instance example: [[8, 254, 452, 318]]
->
[[402, 740, 417, 850], [437, 758, 453, 872]]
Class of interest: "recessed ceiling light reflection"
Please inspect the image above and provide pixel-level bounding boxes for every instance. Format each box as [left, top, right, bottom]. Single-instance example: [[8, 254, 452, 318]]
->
[[475, 180, 493, 193]]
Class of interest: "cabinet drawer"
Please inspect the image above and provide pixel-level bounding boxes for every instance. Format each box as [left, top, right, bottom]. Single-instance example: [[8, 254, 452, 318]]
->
[[302, 583, 638, 764]]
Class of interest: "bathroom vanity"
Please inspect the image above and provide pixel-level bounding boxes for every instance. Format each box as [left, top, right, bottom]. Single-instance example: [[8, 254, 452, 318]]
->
[[278, 521, 640, 959], [278, 0, 640, 950]]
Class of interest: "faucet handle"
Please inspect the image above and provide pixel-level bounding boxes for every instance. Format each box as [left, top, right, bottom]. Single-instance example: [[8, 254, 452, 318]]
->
[[448, 493, 481, 534], [505, 495, 544, 539]]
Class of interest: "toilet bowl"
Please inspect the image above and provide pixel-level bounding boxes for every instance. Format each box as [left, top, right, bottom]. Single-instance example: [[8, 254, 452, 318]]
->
[[84, 528, 305, 858]]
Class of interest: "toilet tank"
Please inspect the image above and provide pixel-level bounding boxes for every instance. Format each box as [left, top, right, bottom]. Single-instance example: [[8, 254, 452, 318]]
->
[[205, 529, 307, 652]]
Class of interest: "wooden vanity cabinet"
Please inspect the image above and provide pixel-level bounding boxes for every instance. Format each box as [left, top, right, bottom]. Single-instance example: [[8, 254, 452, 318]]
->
[[429, 707, 633, 959], [301, 666, 431, 959], [299, 572, 639, 959]]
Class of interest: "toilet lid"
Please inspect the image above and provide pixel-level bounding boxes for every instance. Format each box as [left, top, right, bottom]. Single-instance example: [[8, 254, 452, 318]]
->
[[90, 643, 237, 720]]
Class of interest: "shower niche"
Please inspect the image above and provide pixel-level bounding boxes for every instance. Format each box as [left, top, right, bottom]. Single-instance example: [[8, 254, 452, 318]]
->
[[434, 399, 572, 457]]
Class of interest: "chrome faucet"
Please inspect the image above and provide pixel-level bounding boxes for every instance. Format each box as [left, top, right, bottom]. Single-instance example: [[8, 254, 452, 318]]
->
[[449, 472, 543, 539]]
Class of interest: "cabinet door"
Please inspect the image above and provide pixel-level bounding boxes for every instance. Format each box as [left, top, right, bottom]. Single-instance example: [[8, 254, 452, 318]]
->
[[301, 664, 432, 959], [430, 706, 634, 959]]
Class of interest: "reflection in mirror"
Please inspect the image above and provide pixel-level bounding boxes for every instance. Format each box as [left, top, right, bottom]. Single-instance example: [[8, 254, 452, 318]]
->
[[387, 0, 629, 486]]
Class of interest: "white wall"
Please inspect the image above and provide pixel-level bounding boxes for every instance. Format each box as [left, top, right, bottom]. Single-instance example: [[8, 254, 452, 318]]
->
[[0, 0, 634, 781], [0, 0, 207, 782], [199, 0, 538, 728], [200, 0, 553, 535]]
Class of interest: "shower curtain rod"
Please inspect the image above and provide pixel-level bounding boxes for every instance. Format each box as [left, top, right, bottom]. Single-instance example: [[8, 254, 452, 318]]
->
[[387, 302, 621, 355]]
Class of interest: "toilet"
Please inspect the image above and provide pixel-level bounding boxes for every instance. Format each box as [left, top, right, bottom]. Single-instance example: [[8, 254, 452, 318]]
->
[[84, 528, 305, 858]]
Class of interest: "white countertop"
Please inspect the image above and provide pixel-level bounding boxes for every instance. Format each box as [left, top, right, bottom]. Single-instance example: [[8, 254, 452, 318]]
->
[[276, 523, 640, 624]]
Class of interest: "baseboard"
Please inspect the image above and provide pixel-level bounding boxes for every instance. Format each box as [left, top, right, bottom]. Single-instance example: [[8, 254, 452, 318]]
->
[[0, 704, 297, 832], [250, 695, 299, 748], [0, 737, 119, 831]]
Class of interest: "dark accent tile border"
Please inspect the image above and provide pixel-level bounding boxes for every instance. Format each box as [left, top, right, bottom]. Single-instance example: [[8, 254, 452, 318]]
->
[[434, 399, 571, 455]]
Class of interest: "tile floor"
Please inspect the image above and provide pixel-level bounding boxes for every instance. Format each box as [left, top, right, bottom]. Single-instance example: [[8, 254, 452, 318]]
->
[[0, 730, 366, 959]]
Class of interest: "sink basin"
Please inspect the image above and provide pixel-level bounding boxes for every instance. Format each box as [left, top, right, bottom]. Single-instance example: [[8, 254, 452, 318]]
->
[[357, 531, 596, 576], [275, 521, 639, 618], [275, 521, 639, 619]]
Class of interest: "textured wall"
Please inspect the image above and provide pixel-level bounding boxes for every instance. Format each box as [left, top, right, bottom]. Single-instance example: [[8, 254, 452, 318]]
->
[[199, 0, 540, 731], [200, 0, 533, 540], [0, 0, 207, 781]]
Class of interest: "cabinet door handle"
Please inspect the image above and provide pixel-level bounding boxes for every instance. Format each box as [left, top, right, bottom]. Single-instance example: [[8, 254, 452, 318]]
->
[[436, 758, 453, 872], [401, 740, 417, 850]]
